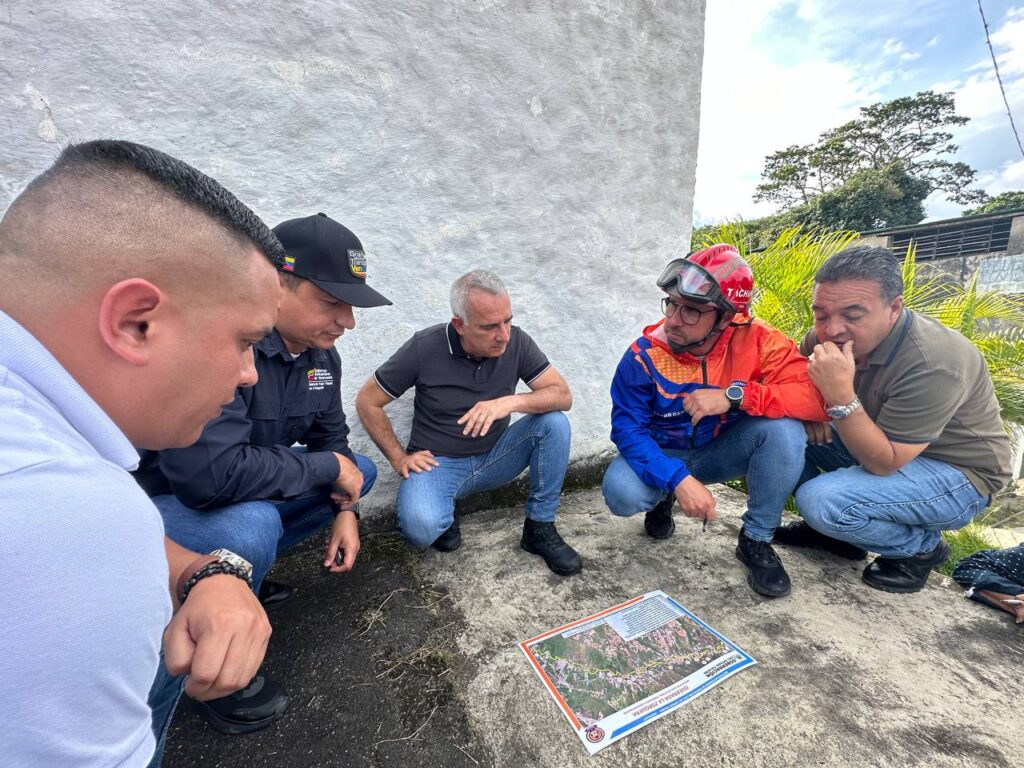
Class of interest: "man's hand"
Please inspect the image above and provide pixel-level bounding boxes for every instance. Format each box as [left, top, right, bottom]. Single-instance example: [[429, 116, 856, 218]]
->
[[333, 452, 364, 510], [324, 509, 360, 572], [807, 340, 857, 406], [457, 397, 514, 437], [674, 475, 717, 523], [392, 450, 440, 478], [683, 388, 730, 425], [804, 420, 832, 445], [163, 574, 271, 701]]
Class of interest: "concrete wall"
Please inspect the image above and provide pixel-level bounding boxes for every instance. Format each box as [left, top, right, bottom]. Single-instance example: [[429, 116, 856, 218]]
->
[[1, 1, 706, 512]]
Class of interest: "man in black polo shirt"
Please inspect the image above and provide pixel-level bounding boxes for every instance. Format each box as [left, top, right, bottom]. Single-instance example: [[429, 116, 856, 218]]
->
[[135, 213, 389, 738], [355, 269, 582, 576]]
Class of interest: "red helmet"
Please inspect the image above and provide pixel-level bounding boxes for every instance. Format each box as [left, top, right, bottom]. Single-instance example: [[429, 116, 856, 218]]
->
[[656, 244, 754, 316]]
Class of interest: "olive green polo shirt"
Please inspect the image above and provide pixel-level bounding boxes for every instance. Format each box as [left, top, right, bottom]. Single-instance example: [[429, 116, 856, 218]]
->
[[801, 310, 1011, 495]]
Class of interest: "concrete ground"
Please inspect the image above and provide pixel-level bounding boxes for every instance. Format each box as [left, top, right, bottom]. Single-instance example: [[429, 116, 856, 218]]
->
[[164, 486, 1023, 768]]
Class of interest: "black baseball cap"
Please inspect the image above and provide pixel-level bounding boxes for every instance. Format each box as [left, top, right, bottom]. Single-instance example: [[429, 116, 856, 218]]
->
[[271, 213, 392, 308]]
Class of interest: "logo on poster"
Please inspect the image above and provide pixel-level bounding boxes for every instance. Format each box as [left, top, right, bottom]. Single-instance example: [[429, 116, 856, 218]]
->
[[585, 726, 605, 743]]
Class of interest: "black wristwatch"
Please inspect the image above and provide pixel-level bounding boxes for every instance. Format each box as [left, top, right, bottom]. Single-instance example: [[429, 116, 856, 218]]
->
[[725, 384, 745, 412]]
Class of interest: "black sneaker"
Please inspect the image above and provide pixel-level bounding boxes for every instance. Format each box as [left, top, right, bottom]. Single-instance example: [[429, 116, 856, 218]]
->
[[521, 519, 583, 576], [861, 538, 951, 594], [432, 519, 462, 552], [184, 673, 289, 735], [644, 495, 675, 539], [257, 579, 295, 610], [736, 527, 792, 597], [772, 520, 868, 560]]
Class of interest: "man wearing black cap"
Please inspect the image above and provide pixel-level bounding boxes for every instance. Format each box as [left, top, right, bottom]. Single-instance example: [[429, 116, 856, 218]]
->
[[135, 213, 390, 740]]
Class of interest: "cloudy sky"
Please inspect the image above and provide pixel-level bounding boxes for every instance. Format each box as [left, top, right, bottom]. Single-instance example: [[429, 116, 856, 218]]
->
[[693, 0, 1024, 227]]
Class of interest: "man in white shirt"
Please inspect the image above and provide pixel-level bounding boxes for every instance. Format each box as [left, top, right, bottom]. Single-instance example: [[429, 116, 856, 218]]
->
[[0, 140, 282, 766]]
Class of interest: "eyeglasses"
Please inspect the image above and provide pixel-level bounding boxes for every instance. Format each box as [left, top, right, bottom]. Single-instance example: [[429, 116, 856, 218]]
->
[[661, 297, 718, 325]]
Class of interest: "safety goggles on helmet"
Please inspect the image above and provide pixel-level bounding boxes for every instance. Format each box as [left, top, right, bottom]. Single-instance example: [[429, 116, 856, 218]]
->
[[657, 259, 725, 308]]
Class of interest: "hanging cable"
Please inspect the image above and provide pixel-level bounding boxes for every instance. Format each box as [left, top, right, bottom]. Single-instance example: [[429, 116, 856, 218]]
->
[[978, 0, 1024, 159]]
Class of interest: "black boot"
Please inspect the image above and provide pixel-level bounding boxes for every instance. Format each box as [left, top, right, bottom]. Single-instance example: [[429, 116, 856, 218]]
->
[[184, 673, 289, 734], [644, 495, 675, 539], [521, 519, 582, 576], [257, 579, 295, 609], [432, 518, 462, 552], [861, 538, 951, 593], [736, 527, 792, 597], [772, 520, 867, 560]]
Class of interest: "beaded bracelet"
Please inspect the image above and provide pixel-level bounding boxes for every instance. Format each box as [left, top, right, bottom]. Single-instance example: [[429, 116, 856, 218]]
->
[[178, 561, 253, 603]]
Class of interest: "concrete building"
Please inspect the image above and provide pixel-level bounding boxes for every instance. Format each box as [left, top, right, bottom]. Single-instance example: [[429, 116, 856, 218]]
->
[[857, 208, 1024, 292]]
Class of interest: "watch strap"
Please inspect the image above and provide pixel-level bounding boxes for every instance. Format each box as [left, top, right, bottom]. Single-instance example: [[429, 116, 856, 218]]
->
[[337, 505, 360, 521], [826, 396, 862, 421]]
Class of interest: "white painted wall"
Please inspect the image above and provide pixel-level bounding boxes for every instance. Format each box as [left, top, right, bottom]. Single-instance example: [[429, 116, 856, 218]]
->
[[1, 0, 707, 512]]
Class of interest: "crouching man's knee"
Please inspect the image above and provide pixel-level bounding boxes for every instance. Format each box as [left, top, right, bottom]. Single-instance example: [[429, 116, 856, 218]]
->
[[602, 456, 658, 517]]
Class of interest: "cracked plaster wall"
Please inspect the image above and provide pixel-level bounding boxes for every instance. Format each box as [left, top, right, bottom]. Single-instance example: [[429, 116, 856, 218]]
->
[[1, 0, 706, 511]]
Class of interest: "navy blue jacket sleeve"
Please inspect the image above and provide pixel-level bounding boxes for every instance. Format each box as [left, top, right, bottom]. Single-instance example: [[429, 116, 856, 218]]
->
[[153, 394, 341, 509], [609, 347, 690, 492]]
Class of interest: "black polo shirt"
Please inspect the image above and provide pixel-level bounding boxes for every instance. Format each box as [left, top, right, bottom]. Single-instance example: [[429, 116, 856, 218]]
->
[[374, 323, 550, 457], [134, 330, 352, 509]]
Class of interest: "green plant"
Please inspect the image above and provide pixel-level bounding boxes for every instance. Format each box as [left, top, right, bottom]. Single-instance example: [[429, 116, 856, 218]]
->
[[939, 524, 996, 577]]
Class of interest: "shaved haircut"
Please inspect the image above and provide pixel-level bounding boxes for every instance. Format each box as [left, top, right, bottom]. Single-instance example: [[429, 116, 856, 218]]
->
[[0, 140, 285, 310]]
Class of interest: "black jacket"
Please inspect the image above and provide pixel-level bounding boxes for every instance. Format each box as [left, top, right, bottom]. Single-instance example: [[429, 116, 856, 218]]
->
[[134, 330, 352, 509]]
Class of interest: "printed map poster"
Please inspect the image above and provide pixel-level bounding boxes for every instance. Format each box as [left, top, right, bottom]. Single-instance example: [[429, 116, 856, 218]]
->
[[519, 591, 755, 755]]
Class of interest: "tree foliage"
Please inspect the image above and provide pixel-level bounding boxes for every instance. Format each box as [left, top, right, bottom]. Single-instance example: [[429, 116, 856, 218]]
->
[[755, 91, 987, 213], [691, 164, 929, 252], [961, 190, 1024, 217]]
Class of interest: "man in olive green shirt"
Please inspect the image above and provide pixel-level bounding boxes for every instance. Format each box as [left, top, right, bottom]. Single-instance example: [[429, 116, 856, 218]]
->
[[774, 245, 1011, 593]]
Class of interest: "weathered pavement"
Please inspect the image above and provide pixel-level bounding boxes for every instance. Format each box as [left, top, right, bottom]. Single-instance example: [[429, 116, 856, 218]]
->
[[165, 486, 1023, 768]]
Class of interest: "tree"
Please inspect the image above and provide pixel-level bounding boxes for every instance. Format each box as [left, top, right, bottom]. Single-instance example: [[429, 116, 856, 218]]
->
[[799, 164, 931, 231], [961, 190, 1024, 217], [690, 164, 930, 252], [755, 91, 987, 211]]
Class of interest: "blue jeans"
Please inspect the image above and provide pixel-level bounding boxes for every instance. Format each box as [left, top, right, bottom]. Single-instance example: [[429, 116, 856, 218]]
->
[[146, 452, 377, 767], [397, 412, 570, 548], [795, 434, 987, 558], [602, 417, 807, 542]]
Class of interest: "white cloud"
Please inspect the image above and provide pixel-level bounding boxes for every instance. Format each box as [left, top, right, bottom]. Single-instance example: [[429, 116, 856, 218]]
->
[[693, 1, 877, 224], [900, 51, 922, 62], [926, 34, 940, 47], [978, 158, 1024, 193], [883, 38, 905, 56]]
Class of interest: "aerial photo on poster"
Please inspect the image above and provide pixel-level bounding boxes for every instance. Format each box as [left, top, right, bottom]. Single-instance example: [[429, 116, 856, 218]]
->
[[520, 591, 755, 754]]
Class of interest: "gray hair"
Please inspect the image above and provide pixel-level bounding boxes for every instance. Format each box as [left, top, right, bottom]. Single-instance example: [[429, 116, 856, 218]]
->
[[815, 245, 904, 302], [450, 269, 508, 321]]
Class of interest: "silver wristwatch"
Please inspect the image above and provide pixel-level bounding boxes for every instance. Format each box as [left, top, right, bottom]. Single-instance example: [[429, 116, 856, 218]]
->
[[210, 548, 254, 579], [826, 397, 862, 421]]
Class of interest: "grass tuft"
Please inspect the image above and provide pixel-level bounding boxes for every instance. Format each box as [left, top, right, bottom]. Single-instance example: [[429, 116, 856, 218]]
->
[[939, 524, 995, 577]]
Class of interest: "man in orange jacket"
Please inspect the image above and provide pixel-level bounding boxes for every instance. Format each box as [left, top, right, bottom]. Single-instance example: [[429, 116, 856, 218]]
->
[[603, 245, 827, 597]]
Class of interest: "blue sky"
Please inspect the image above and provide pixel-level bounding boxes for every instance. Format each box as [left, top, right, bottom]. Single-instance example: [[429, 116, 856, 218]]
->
[[693, 0, 1024, 227]]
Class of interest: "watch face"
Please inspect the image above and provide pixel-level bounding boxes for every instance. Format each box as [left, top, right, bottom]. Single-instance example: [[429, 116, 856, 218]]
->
[[726, 385, 743, 403]]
